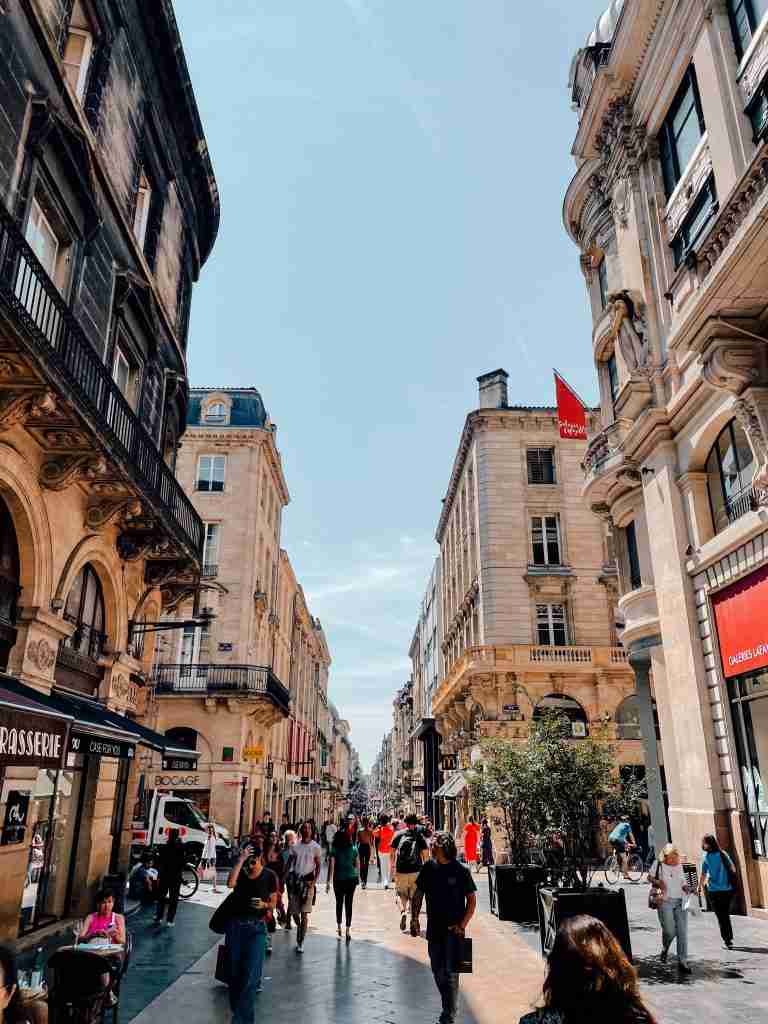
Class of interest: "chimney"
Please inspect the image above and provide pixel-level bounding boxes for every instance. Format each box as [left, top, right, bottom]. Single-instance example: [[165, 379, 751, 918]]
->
[[477, 369, 508, 409]]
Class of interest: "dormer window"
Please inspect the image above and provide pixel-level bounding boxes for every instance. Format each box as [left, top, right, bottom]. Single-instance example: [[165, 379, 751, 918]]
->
[[62, 2, 95, 104], [203, 401, 228, 425]]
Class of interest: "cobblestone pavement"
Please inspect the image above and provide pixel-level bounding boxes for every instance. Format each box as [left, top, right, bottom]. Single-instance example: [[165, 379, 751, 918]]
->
[[121, 867, 768, 1023]]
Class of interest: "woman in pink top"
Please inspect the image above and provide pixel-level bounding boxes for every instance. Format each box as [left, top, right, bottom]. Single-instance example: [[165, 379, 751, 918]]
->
[[79, 889, 126, 945]]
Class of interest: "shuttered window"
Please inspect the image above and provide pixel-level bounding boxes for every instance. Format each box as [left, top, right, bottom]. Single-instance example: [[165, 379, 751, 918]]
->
[[527, 447, 556, 484]]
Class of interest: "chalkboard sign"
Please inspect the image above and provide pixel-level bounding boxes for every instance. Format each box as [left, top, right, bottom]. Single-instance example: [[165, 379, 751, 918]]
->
[[2, 790, 30, 845]]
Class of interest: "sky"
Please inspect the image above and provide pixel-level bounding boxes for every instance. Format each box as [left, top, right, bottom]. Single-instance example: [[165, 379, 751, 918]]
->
[[174, 0, 613, 770]]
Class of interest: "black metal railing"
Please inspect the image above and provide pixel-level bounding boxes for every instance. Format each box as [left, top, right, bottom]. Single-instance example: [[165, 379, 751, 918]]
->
[[0, 204, 203, 557], [62, 614, 107, 661], [0, 573, 20, 627], [152, 663, 290, 712], [201, 563, 219, 579], [725, 485, 764, 526]]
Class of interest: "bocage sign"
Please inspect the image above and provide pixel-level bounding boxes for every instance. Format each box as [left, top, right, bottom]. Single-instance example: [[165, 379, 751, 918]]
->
[[153, 775, 201, 789], [0, 708, 68, 769], [712, 563, 768, 679]]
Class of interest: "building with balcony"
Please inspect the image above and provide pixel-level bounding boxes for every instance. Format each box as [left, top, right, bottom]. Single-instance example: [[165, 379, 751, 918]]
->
[[0, 0, 219, 940], [410, 558, 444, 822], [563, 0, 768, 914], [430, 370, 640, 818]]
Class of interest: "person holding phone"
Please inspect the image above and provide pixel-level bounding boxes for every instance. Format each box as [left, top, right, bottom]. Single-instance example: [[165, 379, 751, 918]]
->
[[226, 843, 278, 1022]]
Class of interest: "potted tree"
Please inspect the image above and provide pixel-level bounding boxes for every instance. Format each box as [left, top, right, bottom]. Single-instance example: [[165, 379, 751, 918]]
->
[[532, 714, 644, 958], [469, 739, 549, 922]]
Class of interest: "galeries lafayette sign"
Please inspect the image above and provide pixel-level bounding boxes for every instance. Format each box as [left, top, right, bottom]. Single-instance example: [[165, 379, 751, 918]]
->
[[712, 562, 768, 678], [0, 707, 68, 769]]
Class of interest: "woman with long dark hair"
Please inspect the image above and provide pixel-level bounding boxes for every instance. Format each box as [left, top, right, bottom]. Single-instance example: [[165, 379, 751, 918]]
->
[[520, 915, 657, 1024], [0, 945, 28, 1024], [325, 816, 359, 941], [699, 833, 737, 949]]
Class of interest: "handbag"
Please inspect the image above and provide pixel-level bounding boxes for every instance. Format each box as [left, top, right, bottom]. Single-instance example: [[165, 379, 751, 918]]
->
[[209, 892, 237, 934], [214, 944, 230, 985], [648, 862, 663, 910], [447, 933, 473, 974], [720, 851, 738, 889]]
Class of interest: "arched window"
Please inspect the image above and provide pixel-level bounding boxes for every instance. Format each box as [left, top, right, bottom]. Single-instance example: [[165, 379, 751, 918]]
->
[[533, 693, 589, 737], [203, 401, 227, 424], [0, 496, 21, 670], [706, 419, 756, 533], [165, 726, 198, 751], [615, 695, 641, 740], [63, 563, 105, 660]]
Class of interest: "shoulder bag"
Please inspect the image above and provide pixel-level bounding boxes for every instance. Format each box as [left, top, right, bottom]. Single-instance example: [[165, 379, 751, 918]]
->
[[648, 862, 664, 910], [720, 850, 738, 888], [209, 892, 237, 934]]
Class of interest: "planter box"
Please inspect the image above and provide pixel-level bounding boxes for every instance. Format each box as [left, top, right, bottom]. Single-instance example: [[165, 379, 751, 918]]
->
[[489, 864, 551, 922], [538, 886, 631, 959]]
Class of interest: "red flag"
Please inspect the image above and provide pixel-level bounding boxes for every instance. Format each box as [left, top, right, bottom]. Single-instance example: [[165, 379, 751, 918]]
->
[[554, 371, 587, 440]]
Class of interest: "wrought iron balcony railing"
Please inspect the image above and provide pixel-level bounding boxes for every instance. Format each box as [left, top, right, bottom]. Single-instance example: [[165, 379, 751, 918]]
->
[[152, 663, 290, 713], [724, 485, 765, 527], [0, 203, 203, 558]]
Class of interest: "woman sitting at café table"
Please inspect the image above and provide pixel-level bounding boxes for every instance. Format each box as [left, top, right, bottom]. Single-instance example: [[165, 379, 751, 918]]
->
[[79, 889, 126, 946]]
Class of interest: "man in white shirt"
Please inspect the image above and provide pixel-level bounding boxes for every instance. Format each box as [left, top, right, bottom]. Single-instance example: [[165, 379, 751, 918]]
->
[[288, 821, 322, 954]]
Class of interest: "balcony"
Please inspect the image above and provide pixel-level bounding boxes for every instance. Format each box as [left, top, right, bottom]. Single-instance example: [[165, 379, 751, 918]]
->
[[0, 204, 202, 559], [581, 419, 639, 506], [617, 585, 659, 648], [152, 663, 290, 716]]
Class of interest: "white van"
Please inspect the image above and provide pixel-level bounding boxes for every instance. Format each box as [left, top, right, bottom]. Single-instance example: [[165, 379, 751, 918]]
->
[[132, 792, 231, 864]]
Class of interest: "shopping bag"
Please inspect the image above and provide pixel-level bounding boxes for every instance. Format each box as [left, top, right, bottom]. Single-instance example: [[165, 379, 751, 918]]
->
[[448, 933, 473, 974], [215, 944, 230, 985], [683, 894, 701, 917]]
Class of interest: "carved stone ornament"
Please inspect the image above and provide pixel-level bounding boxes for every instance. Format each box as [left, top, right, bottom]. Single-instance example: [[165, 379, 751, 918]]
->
[[701, 341, 762, 396], [594, 291, 648, 371], [579, 241, 603, 284], [0, 390, 57, 433], [28, 638, 56, 672], [39, 454, 108, 491], [86, 498, 143, 530], [0, 355, 26, 378], [733, 393, 768, 498]]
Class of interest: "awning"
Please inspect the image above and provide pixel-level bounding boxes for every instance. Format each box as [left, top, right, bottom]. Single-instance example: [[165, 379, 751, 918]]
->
[[0, 675, 198, 762], [0, 682, 73, 770], [434, 771, 468, 800]]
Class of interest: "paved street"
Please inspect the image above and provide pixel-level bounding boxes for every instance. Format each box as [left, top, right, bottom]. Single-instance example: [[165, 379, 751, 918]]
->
[[118, 868, 768, 1024]]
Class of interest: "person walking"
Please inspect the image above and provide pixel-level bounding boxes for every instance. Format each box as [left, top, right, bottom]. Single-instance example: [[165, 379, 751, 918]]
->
[[202, 824, 220, 894], [280, 830, 298, 930], [377, 815, 395, 889], [357, 818, 375, 889], [519, 915, 657, 1024], [649, 842, 692, 973], [411, 832, 476, 1024], [699, 833, 737, 950], [462, 818, 481, 873], [391, 813, 429, 934], [326, 815, 359, 941], [155, 829, 186, 927], [225, 842, 278, 1023], [286, 821, 321, 954], [480, 818, 494, 869], [324, 819, 338, 862]]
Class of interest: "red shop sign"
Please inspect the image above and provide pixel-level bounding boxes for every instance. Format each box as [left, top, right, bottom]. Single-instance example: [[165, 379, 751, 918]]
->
[[712, 562, 768, 678]]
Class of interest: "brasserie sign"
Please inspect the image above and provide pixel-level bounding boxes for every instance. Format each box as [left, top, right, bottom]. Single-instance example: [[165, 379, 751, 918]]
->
[[0, 707, 68, 769]]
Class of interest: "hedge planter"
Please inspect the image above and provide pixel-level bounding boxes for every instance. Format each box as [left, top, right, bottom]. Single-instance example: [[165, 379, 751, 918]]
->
[[489, 864, 551, 922], [537, 885, 631, 959]]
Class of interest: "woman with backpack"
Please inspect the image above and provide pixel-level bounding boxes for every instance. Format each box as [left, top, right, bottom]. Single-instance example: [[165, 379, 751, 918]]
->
[[699, 833, 737, 949]]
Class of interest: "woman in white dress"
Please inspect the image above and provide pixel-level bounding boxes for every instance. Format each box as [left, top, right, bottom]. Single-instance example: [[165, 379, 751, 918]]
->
[[648, 842, 691, 973], [202, 824, 220, 893]]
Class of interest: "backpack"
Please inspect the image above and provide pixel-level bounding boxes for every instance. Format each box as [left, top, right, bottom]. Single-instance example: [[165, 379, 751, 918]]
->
[[395, 831, 423, 874]]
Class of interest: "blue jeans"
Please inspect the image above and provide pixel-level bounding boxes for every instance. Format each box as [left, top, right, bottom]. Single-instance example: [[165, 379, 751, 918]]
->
[[226, 919, 267, 1024], [658, 898, 688, 966]]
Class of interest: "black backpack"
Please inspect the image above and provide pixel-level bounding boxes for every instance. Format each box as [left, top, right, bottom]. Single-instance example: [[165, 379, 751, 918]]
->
[[395, 831, 422, 874]]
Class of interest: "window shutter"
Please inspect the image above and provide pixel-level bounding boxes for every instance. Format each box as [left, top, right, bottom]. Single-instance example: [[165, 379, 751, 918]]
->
[[527, 448, 555, 484]]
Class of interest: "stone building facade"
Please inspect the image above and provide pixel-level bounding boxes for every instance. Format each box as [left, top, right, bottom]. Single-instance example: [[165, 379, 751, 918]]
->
[[564, 0, 768, 914], [0, 0, 218, 940], [430, 371, 641, 829]]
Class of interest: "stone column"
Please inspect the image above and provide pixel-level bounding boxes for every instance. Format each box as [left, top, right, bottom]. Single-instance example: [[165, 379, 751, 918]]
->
[[629, 642, 669, 849]]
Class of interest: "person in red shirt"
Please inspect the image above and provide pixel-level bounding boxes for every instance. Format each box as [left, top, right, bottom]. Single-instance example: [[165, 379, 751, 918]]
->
[[463, 818, 481, 871], [376, 815, 395, 889]]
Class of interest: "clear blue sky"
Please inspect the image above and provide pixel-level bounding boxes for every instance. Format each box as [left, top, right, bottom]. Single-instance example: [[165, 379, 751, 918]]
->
[[175, 0, 612, 769]]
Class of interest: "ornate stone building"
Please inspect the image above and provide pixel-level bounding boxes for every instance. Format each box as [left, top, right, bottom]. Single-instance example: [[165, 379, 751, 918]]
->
[[0, 0, 218, 939], [565, 0, 768, 913], [430, 370, 640, 825]]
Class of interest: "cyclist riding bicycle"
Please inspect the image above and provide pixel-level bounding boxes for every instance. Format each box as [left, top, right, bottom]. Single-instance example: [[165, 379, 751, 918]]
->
[[608, 816, 636, 880]]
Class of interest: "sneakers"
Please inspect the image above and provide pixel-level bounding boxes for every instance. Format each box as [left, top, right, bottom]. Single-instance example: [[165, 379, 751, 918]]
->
[[167, 921, 175, 928], [337, 925, 342, 939], [400, 912, 407, 932], [410, 917, 420, 937], [296, 943, 304, 954], [345, 928, 351, 943]]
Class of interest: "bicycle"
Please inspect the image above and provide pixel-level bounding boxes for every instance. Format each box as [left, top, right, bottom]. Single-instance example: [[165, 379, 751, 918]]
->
[[179, 863, 200, 899], [603, 845, 644, 885]]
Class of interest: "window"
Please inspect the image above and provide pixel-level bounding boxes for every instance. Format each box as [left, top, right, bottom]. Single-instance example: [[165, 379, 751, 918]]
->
[[670, 176, 718, 267], [197, 454, 226, 492], [202, 523, 220, 575], [658, 68, 705, 199], [536, 604, 569, 646], [727, 0, 768, 60], [606, 353, 620, 407], [706, 419, 757, 533], [166, 727, 198, 751], [112, 346, 139, 410], [531, 515, 561, 566], [729, 667, 768, 856], [63, 563, 105, 661], [597, 257, 609, 310], [533, 692, 588, 736], [62, 28, 93, 102], [527, 448, 556, 484], [133, 171, 152, 250], [203, 401, 227, 425], [615, 696, 642, 740], [625, 520, 642, 590], [25, 199, 59, 280]]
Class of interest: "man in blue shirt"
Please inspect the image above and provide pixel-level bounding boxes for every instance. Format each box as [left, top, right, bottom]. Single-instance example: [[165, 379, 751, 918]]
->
[[608, 816, 636, 880]]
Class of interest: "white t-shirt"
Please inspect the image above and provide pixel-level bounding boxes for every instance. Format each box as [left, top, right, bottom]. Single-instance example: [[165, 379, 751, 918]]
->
[[325, 824, 337, 844], [651, 860, 686, 900], [292, 840, 321, 877]]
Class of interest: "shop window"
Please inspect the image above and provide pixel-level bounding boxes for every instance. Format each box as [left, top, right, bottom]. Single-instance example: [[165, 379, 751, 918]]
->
[[531, 515, 562, 566], [706, 419, 757, 534], [659, 67, 706, 199], [62, 563, 105, 662], [536, 603, 569, 646], [727, 0, 768, 60], [527, 447, 556, 484], [197, 454, 226, 492], [615, 695, 642, 740], [533, 693, 588, 737], [729, 668, 768, 856], [625, 520, 642, 590]]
